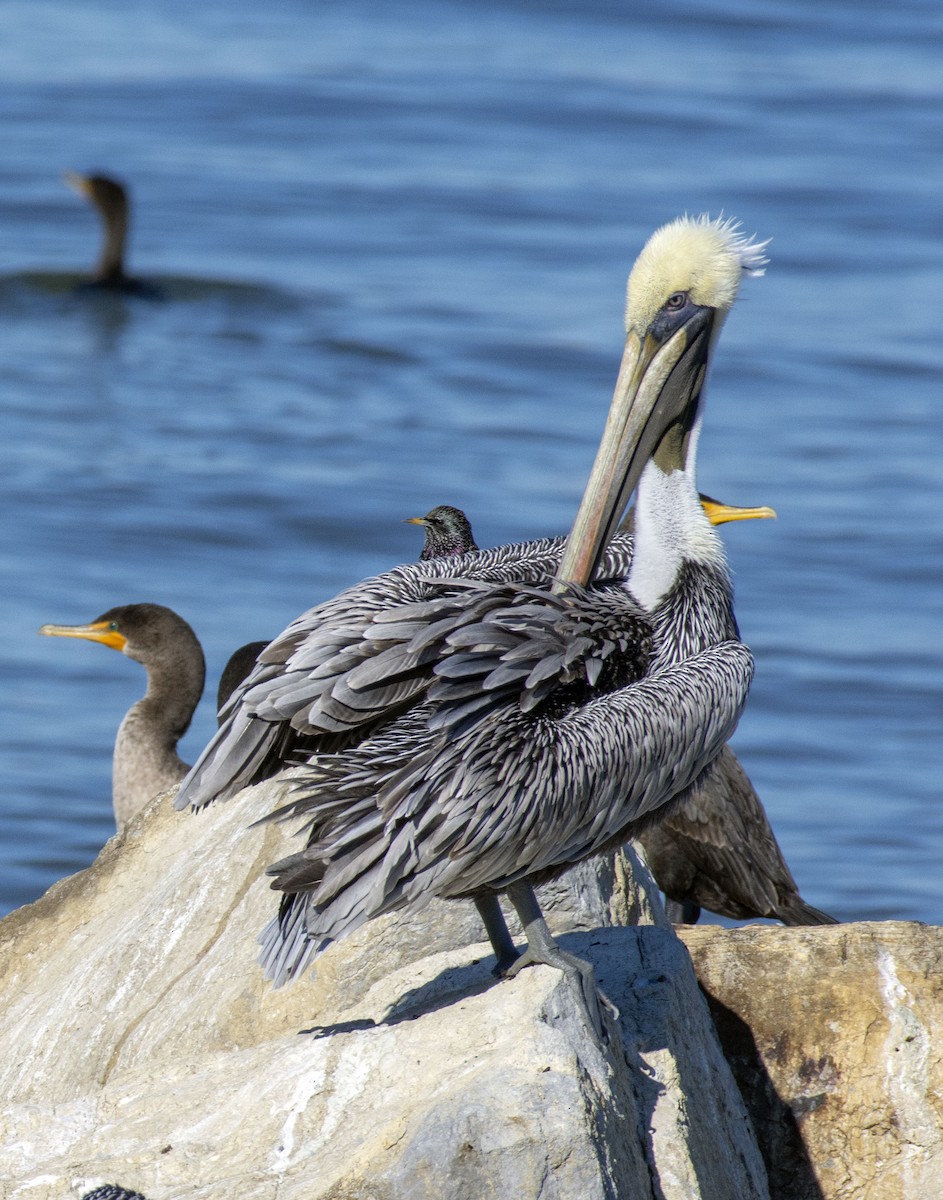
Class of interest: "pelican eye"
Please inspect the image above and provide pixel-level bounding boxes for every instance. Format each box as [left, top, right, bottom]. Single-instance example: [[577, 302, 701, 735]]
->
[[650, 290, 695, 342]]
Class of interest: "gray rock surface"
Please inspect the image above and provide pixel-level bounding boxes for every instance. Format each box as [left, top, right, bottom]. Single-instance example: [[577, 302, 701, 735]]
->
[[0, 780, 768, 1199]]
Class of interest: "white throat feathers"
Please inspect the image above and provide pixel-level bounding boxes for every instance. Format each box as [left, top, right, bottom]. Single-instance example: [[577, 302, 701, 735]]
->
[[627, 458, 725, 611]]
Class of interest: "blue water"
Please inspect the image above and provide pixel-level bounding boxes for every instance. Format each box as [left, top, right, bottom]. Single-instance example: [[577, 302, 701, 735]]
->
[[1, 0, 941, 922]]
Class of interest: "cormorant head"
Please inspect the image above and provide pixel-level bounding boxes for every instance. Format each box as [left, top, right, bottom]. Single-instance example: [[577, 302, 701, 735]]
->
[[64, 172, 129, 220], [39, 603, 201, 670]]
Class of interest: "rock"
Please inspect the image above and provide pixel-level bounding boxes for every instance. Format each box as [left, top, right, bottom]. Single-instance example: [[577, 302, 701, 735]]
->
[[680, 922, 943, 1200], [0, 781, 768, 1199]]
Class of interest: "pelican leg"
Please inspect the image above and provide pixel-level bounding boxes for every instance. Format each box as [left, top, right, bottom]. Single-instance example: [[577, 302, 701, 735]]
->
[[503, 882, 618, 1039], [474, 894, 520, 976]]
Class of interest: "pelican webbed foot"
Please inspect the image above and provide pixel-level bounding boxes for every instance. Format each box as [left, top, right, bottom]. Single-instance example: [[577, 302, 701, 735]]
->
[[504, 882, 618, 1040]]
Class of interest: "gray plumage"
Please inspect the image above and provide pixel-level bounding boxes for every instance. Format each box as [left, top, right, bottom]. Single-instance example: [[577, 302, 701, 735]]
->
[[40, 603, 205, 830], [215, 506, 480, 719], [182, 537, 631, 802], [214, 507, 478, 718], [215, 506, 522, 970], [176, 535, 752, 985]]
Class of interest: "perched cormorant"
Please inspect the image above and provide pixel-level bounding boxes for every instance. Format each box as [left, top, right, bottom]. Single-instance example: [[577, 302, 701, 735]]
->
[[637, 745, 837, 924], [64, 171, 158, 296], [217, 641, 270, 716], [175, 215, 766, 1032], [39, 604, 205, 830], [619, 497, 834, 925]]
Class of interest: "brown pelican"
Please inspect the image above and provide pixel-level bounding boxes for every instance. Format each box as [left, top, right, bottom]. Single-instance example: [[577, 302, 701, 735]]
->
[[39, 604, 205, 830], [175, 215, 767, 1031], [405, 500, 831, 928], [218, 498, 832, 933], [63, 171, 158, 296]]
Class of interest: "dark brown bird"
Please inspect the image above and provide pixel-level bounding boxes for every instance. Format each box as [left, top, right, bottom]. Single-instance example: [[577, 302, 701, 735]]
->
[[619, 495, 834, 925], [64, 171, 159, 296], [218, 641, 270, 716], [638, 746, 836, 925], [405, 505, 479, 560], [39, 604, 205, 829]]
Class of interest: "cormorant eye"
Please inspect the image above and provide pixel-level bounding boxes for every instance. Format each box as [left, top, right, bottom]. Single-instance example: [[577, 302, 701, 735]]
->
[[665, 291, 688, 311], [109, 621, 119, 631]]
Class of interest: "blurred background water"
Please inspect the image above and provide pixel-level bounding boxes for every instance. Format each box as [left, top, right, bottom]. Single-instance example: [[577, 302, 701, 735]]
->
[[0, 0, 940, 923]]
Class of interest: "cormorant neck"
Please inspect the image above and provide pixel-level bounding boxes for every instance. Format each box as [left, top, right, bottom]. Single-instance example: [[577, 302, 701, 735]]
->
[[111, 650, 204, 829], [95, 206, 128, 283], [140, 646, 205, 741], [626, 458, 724, 612]]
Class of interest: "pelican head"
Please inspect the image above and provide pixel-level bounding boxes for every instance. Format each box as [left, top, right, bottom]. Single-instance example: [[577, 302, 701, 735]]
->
[[625, 215, 767, 339], [557, 215, 768, 587]]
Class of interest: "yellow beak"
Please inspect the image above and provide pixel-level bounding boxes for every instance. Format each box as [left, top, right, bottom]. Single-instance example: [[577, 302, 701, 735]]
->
[[38, 619, 126, 652]]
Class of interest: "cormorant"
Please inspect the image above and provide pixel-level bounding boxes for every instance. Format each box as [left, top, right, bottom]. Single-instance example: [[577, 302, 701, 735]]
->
[[39, 604, 204, 829], [64, 171, 159, 296]]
